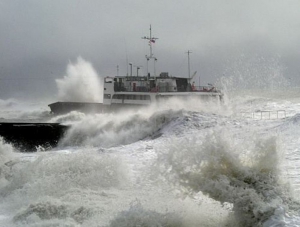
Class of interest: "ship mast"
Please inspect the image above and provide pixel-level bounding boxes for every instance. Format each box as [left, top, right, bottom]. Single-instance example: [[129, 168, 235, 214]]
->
[[142, 25, 158, 76], [186, 50, 192, 80]]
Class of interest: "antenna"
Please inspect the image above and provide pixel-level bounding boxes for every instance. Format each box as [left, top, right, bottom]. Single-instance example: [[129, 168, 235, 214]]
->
[[186, 50, 192, 79], [142, 25, 159, 76], [124, 38, 129, 76]]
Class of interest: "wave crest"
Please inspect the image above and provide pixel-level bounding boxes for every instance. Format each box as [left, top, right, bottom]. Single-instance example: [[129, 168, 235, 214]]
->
[[59, 109, 185, 148]]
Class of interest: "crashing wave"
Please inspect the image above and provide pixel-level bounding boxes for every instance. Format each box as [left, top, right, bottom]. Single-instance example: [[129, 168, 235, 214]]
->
[[154, 131, 298, 226]]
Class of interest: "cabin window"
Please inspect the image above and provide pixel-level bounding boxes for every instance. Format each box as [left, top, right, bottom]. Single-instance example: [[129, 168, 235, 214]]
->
[[123, 95, 139, 100], [104, 94, 111, 99]]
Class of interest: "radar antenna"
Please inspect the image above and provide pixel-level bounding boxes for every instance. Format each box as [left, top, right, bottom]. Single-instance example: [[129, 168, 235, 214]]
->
[[142, 25, 159, 76]]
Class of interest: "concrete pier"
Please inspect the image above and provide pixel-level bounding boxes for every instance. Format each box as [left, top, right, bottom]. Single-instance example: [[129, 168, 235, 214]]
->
[[0, 122, 69, 152]]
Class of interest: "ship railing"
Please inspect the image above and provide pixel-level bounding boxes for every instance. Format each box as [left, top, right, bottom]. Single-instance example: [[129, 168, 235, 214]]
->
[[114, 85, 220, 93], [240, 110, 286, 119], [115, 85, 150, 92], [191, 86, 218, 92]]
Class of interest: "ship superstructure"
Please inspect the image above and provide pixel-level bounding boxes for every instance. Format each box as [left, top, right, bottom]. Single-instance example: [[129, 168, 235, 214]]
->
[[49, 26, 222, 114]]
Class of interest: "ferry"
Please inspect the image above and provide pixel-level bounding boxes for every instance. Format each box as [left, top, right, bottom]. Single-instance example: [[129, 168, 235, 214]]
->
[[48, 27, 223, 115]]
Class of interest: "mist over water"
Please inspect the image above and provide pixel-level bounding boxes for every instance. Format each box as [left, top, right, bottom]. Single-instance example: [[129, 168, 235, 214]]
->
[[0, 98, 50, 121], [212, 55, 298, 118], [218, 55, 290, 93], [55, 57, 103, 102]]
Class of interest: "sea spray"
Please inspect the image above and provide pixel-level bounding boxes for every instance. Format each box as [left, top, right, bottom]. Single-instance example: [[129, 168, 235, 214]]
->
[[1, 150, 128, 199], [0, 137, 16, 189], [48, 110, 86, 124], [0, 138, 15, 164], [154, 131, 295, 226], [107, 193, 233, 227], [218, 55, 290, 93], [56, 57, 103, 102], [216, 55, 291, 116], [155, 96, 224, 116], [0, 99, 50, 121], [13, 197, 94, 226]]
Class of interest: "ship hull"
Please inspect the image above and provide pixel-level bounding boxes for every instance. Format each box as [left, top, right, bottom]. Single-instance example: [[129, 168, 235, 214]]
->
[[48, 101, 149, 115], [48, 102, 109, 115]]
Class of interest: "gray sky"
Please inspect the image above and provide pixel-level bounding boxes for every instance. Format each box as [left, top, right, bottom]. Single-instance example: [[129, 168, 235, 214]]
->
[[1, 0, 300, 100]]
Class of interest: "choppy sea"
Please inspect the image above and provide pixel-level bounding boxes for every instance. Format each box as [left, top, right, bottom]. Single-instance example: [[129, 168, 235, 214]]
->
[[1, 88, 300, 227]]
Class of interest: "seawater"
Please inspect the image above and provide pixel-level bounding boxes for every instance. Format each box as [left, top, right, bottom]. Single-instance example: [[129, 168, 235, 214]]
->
[[1, 90, 300, 227]]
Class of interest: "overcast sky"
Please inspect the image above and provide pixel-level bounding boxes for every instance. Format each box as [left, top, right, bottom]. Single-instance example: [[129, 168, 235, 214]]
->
[[1, 0, 300, 100]]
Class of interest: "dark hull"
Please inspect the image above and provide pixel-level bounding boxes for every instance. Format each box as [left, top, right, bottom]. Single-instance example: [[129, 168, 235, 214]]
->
[[48, 102, 148, 115], [0, 122, 69, 152], [48, 102, 109, 115]]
